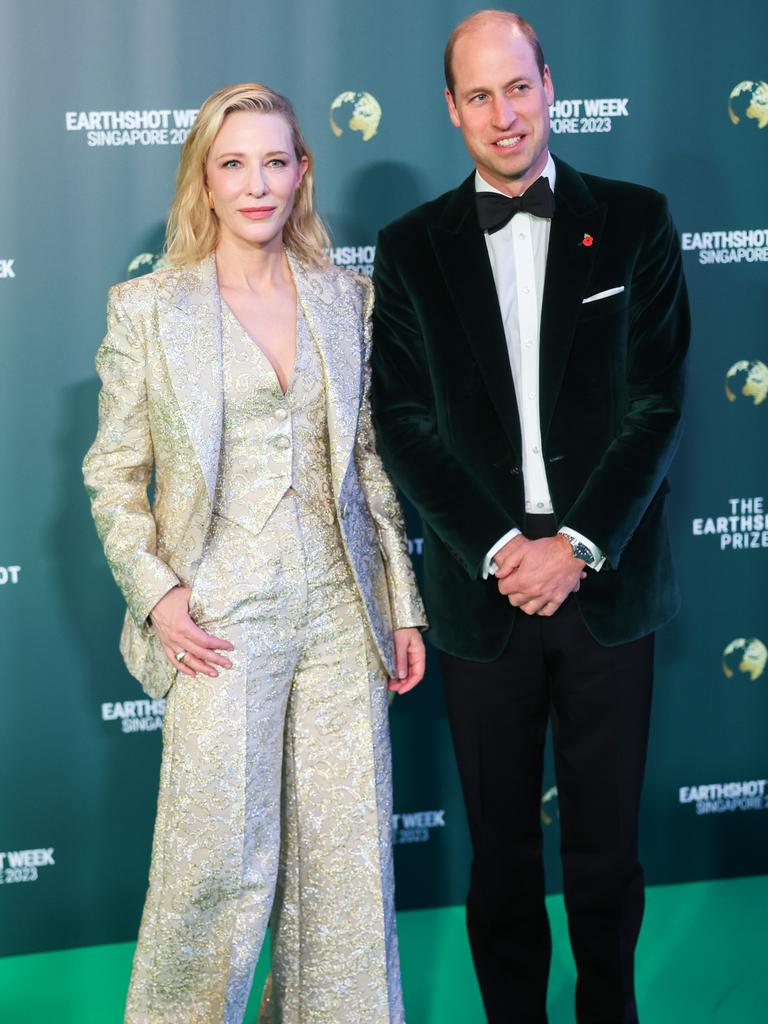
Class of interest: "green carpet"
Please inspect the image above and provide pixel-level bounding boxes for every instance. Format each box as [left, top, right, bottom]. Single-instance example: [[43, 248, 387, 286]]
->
[[1, 876, 764, 1022]]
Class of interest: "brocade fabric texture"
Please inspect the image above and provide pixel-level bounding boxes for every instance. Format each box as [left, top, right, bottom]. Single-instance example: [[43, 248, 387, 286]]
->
[[83, 255, 427, 1022], [124, 304, 404, 1022], [82, 253, 426, 700]]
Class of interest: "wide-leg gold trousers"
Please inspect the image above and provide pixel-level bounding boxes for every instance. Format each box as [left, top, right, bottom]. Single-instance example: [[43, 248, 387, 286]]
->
[[125, 495, 403, 1023]]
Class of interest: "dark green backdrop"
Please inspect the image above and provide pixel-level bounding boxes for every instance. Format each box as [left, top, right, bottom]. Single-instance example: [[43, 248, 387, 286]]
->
[[1, 0, 767, 957]]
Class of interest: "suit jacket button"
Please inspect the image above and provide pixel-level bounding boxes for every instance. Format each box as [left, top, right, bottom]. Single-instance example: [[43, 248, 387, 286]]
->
[[509, 466, 520, 476]]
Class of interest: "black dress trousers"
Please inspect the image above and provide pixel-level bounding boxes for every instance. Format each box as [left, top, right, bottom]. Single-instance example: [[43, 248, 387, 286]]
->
[[441, 516, 654, 1024]]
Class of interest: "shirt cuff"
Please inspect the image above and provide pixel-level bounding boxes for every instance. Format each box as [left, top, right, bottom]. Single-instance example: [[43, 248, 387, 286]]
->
[[482, 527, 522, 579], [557, 526, 606, 571]]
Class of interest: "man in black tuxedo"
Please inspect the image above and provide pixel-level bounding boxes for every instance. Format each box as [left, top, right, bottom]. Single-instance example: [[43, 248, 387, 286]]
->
[[371, 10, 689, 1023]]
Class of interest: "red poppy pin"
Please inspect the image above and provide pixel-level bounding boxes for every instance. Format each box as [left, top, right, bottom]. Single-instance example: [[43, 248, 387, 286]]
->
[[580, 233, 594, 247]]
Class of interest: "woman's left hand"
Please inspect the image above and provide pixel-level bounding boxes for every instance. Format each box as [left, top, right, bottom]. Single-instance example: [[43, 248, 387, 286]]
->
[[389, 628, 426, 695]]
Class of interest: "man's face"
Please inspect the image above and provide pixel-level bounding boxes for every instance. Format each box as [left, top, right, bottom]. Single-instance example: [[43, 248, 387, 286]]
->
[[446, 23, 554, 195]]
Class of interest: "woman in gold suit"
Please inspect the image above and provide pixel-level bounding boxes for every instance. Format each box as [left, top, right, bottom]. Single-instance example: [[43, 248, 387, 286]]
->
[[83, 82, 427, 1024]]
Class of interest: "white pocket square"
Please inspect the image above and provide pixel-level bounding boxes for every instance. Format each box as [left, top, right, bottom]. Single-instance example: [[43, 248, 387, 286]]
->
[[582, 286, 625, 304]]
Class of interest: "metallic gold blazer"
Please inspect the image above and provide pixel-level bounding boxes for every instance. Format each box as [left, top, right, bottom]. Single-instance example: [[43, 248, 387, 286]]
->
[[83, 253, 426, 699]]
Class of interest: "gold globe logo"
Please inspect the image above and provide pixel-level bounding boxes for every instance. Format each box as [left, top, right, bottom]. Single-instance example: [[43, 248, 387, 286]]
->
[[725, 360, 768, 406], [728, 81, 768, 129], [330, 91, 382, 141], [722, 638, 768, 682], [127, 252, 168, 275]]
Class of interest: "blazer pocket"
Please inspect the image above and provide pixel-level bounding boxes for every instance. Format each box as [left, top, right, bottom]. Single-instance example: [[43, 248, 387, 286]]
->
[[582, 285, 625, 304], [578, 286, 628, 324]]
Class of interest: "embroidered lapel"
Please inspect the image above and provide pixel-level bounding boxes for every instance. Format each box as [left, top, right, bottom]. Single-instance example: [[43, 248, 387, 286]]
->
[[289, 254, 361, 500], [160, 254, 223, 501]]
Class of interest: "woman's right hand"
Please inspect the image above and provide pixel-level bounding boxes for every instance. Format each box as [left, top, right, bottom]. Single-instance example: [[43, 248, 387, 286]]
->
[[150, 586, 234, 678]]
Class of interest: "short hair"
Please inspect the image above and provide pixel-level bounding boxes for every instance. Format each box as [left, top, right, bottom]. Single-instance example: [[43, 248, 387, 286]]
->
[[165, 82, 329, 267], [444, 10, 546, 96]]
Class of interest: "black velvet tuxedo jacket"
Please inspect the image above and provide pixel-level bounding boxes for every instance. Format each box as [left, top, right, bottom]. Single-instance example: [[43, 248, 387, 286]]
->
[[370, 157, 690, 659]]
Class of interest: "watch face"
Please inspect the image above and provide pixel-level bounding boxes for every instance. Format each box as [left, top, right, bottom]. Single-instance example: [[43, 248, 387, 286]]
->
[[573, 542, 594, 564], [562, 533, 594, 564]]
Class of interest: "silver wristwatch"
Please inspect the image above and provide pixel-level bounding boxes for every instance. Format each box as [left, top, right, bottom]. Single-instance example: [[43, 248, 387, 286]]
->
[[559, 531, 595, 566]]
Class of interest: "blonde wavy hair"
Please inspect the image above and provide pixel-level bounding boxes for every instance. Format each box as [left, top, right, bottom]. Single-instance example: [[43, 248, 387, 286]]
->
[[165, 83, 330, 267]]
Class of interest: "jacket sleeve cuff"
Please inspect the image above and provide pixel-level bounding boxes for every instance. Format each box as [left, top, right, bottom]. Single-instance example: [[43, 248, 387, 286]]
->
[[126, 563, 182, 633]]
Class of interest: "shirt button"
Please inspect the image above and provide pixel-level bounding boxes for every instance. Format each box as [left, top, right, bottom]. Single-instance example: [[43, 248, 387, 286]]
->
[[273, 435, 291, 450], [537, 502, 545, 509], [523, 286, 531, 295], [524, 339, 533, 348], [528, 391, 536, 400], [274, 407, 288, 420], [532, 445, 540, 454]]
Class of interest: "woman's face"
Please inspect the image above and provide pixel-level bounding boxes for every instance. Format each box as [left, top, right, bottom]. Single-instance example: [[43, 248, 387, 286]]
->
[[205, 110, 308, 252]]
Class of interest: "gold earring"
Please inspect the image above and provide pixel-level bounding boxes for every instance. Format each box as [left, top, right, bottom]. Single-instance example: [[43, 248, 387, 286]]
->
[[207, 190, 215, 209]]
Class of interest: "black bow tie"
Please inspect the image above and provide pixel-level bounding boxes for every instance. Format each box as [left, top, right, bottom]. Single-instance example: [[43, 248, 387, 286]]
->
[[475, 176, 556, 234]]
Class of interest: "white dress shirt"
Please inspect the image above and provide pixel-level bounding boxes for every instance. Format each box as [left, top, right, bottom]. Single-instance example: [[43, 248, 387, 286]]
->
[[477, 154, 605, 576]]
